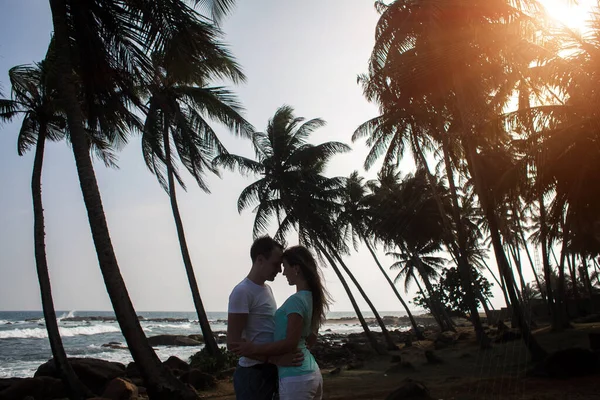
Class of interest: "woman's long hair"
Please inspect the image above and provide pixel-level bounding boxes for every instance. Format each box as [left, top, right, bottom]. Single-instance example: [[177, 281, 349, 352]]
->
[[282, 245, 331, 332]]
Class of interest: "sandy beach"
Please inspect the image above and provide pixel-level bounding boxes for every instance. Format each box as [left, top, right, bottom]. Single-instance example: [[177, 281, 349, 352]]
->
[[196, 322, 600, 399]]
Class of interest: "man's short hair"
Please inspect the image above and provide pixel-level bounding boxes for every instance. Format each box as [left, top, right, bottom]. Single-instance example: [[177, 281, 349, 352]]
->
[[250, 236, 283, 263]]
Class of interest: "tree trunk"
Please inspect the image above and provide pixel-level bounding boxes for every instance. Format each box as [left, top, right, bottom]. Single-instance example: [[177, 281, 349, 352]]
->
[[412, 253, 455, 332], [436, 134, 488, 344], [539, 192, 559, 328], [555, 220, 572, 330], [330, 251, 398, 350], [316, 243, 385, 355], [32, 126, 91, 400], [519, 223, 546, 302], [363, 238, 425, 340], [163, 120, 221, 357], [482, 259, 511, 307], [48, 1, 197, 398], [508, 243, 527, 297], [465, 145, 547, 362]]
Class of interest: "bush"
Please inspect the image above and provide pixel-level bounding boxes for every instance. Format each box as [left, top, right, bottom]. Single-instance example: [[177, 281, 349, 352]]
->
[[189, 347, 238, 375]]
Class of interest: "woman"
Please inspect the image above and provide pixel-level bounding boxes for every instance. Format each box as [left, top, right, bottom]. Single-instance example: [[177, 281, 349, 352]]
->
[[231, 245, 329, 400]]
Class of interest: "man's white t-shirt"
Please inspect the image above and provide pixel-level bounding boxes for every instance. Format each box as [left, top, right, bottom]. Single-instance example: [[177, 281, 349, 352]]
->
[[228, 277, 277, 367]]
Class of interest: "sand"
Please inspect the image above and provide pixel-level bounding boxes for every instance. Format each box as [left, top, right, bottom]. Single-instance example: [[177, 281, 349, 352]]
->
[[198, 322, 600, 399]]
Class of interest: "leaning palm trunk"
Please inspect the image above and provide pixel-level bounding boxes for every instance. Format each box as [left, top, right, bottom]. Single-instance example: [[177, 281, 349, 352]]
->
[[49, 1, 197, 398], [431, 134, 488, 342], [316, 243, 385, 355], [32, 127, 91, 400], [163, 121, 221, 357], [330, 250, 398, 350], [363, 238, 425, 340], [412, 253, 455, 332], [539, 193, 560, 327], [465, 145, 547, 362]]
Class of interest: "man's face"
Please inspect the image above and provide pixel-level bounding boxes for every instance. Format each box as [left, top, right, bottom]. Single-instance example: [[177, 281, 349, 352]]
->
[[262, 247, 283, 282]]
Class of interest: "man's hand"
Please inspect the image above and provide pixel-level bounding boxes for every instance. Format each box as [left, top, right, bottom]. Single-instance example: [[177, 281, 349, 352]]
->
[[229, 341, 256, 357], [270, 350, 304, 367]]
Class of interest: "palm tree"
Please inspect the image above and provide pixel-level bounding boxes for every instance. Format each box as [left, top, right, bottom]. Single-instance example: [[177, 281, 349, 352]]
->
[[339, 172, 425, 339], [387, 242, 448, 328], [140, 25, 252, 358], [0, 61, 91, 399], [357, 0, 548, 360], [215, 105, 391, 353], [47, 0, 215, 397]]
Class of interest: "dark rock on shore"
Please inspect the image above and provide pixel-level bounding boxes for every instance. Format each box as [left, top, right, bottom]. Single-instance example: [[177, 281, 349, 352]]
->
[[180, 369, 217, 391], [35, 358, 126, 395], [385, 379, 432, 400], [147, 335, 202, 346], [0, 376, 65, 400], [528, 348, 600, 379], [163, 356, 191, 376]]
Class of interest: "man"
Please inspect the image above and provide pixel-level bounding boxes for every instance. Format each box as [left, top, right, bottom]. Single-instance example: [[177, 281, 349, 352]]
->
[[227, 236, 301, 400]]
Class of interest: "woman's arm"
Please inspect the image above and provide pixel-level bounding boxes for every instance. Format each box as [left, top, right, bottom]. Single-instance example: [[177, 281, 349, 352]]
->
[[231, 313, 304, 358]]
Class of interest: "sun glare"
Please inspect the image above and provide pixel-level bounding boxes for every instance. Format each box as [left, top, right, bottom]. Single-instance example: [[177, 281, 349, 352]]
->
[[539, 0, 598, 31]]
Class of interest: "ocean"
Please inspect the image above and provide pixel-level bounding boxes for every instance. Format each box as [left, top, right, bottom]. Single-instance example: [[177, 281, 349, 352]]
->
[[0, 310, 410, 378]]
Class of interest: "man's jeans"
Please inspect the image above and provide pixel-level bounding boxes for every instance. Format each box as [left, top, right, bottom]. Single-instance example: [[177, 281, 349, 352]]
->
[[233, 363, 278, 400]]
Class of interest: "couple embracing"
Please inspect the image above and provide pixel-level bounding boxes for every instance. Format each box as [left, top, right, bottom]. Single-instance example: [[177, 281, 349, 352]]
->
[[227, 236, 329, 400]]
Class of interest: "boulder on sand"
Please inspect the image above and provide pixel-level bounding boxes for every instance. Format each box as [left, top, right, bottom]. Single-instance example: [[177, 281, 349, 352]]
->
[[35, 358, 126, 395]]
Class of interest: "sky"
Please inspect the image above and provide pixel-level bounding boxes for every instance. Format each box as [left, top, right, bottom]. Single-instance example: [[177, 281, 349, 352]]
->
[[0, 0, 588, 313]]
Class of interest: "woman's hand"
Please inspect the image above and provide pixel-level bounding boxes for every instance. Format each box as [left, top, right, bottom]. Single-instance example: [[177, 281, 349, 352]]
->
[[229, 341, 257, 357]]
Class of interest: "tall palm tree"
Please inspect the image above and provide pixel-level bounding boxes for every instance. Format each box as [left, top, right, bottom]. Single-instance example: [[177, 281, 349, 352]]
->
[[141, 32, 253, 357], [215, 105, 390, 353], [0, 62, 91, 399], [357, 0, 548, 360], [339, 172, 425, 339], [47, 0, 215, 397]]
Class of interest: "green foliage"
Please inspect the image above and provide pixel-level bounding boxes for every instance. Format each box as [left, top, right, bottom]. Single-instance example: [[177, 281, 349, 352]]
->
[[189, 346, 238, 374], [413, 267, 493, 318]]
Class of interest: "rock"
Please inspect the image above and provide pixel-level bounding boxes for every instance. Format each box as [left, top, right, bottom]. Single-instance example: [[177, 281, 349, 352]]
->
[[347, 361, 364, 370], [101, 378, 138, 400], [434, 331, 458, 349], [125, 363, 140, 379], [35, 358, 126, 395], [590, 332, 600, 351], [0, 378, 21, 393], [180, 369, 217, 391], [386, 362, 416, 374], [494, 329, 521, 343], [424, 350, 443, 365], [329, 367, 341, 375], [187, 334, 204, 343], [391, 355, 402, 363], [385, 379, 432, 400], [102, 342, 127, 350], [163, 356, 190, 375], [529, 348, 600, 379], [0, 376, 65, 400], [216, 367, 236, 380], [147, 335, 202, 347]]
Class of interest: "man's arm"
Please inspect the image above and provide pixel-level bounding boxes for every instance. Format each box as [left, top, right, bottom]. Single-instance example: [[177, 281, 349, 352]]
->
[[226, 313, 248, 351], [231, 313, 304, 357]]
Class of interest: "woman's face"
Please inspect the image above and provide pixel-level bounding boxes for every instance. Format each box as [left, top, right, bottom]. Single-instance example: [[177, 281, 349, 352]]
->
[[282, 259, 300, 286]]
